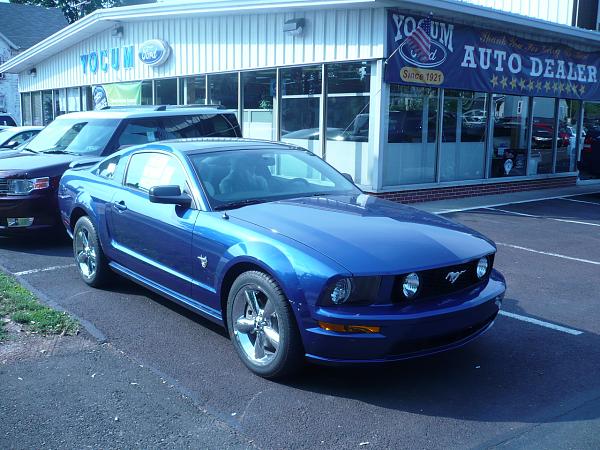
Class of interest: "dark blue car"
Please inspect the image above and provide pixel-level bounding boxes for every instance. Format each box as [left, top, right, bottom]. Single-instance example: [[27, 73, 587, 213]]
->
[[58, 138, 506, 378]]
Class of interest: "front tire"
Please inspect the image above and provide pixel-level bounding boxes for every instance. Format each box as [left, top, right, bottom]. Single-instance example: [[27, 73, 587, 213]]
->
[[227, 271, 304, 378], [73, 216, 111, 288]]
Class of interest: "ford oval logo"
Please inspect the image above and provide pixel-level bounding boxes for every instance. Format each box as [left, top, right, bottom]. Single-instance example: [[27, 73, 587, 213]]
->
[[399, 39, 447, 68], [138, 39, 171, 66]]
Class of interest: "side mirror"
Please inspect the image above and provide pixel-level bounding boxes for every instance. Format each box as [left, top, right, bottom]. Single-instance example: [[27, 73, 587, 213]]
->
[[149, 185, 192, 207], [341, 173, 354, 183]]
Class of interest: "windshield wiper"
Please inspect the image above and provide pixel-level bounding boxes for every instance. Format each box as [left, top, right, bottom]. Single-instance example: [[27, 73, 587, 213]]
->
[[21, 147, 38, 153], [40, 149, 80, 155], [214, 198, 268, 211]]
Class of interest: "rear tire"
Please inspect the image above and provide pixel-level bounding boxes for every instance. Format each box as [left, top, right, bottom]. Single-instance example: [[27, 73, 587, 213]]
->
[[227, 270, 304, 378], [73, 216, 111, 288]]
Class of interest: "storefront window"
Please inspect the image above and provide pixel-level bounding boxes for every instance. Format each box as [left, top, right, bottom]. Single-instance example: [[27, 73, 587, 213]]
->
[[281, 65, 322, 156], [208, 73, 238, 111], [82, 86, 93, 111], [242, 70, 276, 140], [326, 62, 371, 184], [183, 76, 206, 105], [53, 89, 66, 117], [557, 99, 580, 173], [67, 87, 81, 112], [154, 78, 178, 105], [383, 85, 438, 186], [21, 93, 32, 126], [490, 94, 529, 178], [581, 102, 600, 179], [141, 81, 153, 105], [42, 90, 53, 125], [32, 91, 42, 126], [530, 97, 556, 175], [440, 90, 487, 182]]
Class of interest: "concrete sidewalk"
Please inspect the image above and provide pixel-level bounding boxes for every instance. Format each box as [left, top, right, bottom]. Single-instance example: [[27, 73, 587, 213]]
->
[[412, 183, 600, 214]]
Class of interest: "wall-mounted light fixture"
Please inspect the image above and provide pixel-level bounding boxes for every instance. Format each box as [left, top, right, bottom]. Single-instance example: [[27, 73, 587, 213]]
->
[[111, 26, 124, 39], [283, 18, 305, 37], [29, 68, 37, 77]]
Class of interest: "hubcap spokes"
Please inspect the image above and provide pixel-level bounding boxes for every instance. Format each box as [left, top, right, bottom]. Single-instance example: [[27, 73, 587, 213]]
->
[[233, 287, 280, 365], [75, 228, 96, 278]]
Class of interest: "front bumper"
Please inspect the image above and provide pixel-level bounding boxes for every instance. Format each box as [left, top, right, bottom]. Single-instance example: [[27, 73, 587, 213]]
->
[[0, 192, 60, 234], [302, 270, 506, 364]]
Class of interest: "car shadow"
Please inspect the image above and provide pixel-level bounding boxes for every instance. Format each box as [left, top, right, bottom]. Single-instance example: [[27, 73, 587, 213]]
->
[[101, 274, 229, 338], [274, 296, 600, 425], [0, 230, 72, 257]]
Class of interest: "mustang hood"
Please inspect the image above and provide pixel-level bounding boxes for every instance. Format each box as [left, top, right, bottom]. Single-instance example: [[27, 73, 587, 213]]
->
[[228, 195, 496, 275], [0, 152, 80, 178]]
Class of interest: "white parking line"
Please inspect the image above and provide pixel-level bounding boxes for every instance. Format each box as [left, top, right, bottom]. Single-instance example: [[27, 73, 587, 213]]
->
[[557, 197, 600, 206], [487, 207, 600, 228], [499, 310, 584, 336], [432, 191, 600, 214], [496, 242, 600, 265], [13, 264, 76, 276]]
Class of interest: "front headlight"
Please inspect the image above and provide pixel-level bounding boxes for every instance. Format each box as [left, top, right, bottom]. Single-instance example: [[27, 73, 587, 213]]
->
[[321, 276, 381, 305], [7, 177, 50, 195]]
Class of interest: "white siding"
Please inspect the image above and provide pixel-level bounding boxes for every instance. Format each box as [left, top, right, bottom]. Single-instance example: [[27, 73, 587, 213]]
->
[[18, 7, 385, 92]]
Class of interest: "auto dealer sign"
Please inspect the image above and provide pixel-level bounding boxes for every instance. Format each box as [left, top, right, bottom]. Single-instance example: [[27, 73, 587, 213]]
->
[[385, 11, 600, 101]]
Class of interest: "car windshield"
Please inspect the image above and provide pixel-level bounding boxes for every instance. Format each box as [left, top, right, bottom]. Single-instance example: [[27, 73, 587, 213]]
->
[[24, 118, 118, 155], [189, 148, 360, 210]]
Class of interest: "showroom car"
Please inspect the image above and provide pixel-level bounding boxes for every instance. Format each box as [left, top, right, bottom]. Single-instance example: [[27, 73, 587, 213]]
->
[[0, 126, 43, 150], [0, 106, 240, 233], [58, 138, 506, 378]]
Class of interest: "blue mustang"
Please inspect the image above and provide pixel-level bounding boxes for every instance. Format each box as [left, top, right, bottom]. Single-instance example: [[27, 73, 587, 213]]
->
[[58, 138, 505, 378]]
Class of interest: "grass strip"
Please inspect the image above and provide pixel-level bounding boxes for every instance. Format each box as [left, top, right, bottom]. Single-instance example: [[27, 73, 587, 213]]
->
[[0, 271, 78, 340]]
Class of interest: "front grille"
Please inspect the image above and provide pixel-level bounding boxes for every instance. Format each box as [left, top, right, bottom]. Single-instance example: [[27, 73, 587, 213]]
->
[[390, 313, 497, 355], [392, 255, 494, 301], [0, 178, 7, 196]]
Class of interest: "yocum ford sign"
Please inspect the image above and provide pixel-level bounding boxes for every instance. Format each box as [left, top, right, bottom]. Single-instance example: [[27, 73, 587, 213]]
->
[[80, 39, 171, 75], [385, 11, 600, 101]]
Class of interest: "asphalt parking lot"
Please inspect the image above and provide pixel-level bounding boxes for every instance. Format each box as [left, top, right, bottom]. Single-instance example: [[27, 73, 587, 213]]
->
[[1, 191, 600, 449]]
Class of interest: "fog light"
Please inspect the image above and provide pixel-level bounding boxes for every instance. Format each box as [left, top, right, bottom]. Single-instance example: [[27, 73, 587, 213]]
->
[[318, 322, 380, 333], [7, 217, 34, 227], [402, 272, 420, 298], [476, 257, 489, 278]]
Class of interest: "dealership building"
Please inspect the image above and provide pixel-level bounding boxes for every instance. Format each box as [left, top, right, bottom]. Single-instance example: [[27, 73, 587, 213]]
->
[[1, 0, 599, 202]]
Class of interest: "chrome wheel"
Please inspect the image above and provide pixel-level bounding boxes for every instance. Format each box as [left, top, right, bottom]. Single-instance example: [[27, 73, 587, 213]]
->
[[74, 227, 97, 279], [232, 285, 280, 366]]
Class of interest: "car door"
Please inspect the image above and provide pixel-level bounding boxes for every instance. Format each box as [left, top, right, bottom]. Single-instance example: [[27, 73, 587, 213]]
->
[[108, 151, 199, 299]]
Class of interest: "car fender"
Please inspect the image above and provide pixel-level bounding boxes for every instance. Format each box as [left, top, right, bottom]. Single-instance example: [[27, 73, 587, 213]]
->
[[215, 240, 344, 325]]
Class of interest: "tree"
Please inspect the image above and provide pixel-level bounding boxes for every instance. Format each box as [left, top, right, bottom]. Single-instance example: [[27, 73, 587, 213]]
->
[[10, 0, 155, 24]]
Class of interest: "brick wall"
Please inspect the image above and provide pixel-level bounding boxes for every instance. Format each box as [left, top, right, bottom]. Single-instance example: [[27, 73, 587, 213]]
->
[[369, 176, 578, 204]]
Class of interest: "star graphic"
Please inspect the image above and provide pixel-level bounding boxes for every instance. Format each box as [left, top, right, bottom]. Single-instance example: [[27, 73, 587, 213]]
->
[[501, 76, 508, 89], [565, 83, 572, 94], [558, 82, 564, 94], [490, 75, 499, 88], [510, 77, 518, 89], [579, 85, 586, 95], [519, 78, 527, 90], [536, 80, 542, 91], [544, 81, 552, 91], [553, 82, 559, 92], [527, 80, 535, 91]]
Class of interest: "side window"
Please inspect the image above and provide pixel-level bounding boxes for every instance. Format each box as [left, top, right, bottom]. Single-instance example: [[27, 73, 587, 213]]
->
[[117, 118, 166, 148], [96, 155, 121, 180], [125, 152, 188, 193], [162, 114, 240, 139]]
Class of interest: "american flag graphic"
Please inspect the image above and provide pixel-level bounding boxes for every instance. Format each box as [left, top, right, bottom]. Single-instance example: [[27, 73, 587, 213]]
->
[[406, 17, 432, 63]]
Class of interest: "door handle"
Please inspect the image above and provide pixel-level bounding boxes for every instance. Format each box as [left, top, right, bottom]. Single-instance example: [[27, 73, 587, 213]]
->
[[113, 200, 127, 212]]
